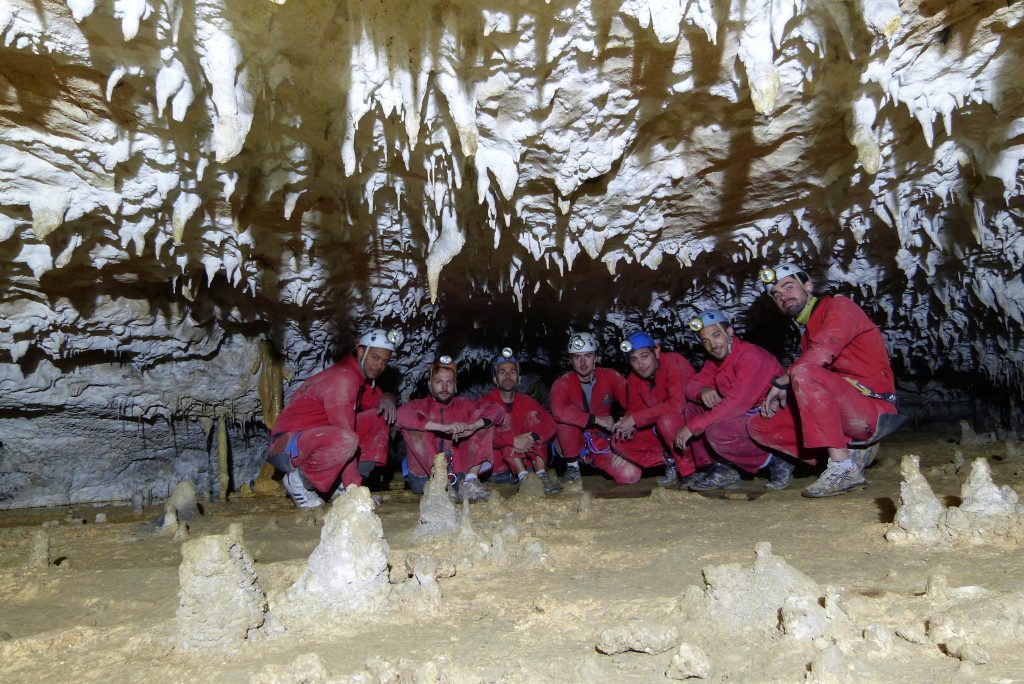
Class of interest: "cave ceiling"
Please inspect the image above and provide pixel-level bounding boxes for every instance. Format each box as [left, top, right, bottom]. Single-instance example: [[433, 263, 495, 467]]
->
[[1, 0, 1023, 421]]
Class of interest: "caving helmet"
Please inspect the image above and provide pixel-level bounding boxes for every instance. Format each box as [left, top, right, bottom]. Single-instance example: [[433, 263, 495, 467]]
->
[[688, 310, 731, 334], [357, 328, 404, 351], [758, 263, 809, 291], [567, 332, 599, 355], [619, 330, 657, 354], [491, 347, 519, 376]]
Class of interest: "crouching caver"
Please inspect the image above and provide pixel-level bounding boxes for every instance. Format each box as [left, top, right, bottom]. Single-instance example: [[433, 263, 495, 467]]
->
[[747, 263, 898, 498], [659, 310, 786, 491], [266, 328, 401, 509], [396, 356, 504, 502], [610, 331, 695, 484], [550, 332, 628, 484], [480, 348, 560, 494]]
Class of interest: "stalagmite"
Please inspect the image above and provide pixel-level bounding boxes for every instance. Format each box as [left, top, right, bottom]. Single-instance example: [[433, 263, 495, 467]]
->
[[414, 454, 460, 539], [176, 534, 267, 650], [885, 454, 946, 543], [285, 487, 390, 613], [216, 415, 230, 502]]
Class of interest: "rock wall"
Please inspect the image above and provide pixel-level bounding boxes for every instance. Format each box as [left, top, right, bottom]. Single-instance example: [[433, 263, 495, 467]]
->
[[1, 0, 1023, 507]]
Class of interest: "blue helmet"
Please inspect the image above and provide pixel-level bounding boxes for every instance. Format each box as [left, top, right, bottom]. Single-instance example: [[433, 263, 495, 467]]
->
[[688, 310, 731, 333], [491, 347, 519, 376], [758, 263, 808, 291], [619, 331, 657, 354]]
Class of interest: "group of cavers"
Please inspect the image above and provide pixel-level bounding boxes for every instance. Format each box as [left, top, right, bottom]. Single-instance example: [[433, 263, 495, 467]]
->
[[265, 263, 907, 508]]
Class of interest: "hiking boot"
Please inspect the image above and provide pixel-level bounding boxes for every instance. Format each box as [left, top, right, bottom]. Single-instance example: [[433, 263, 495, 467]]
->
[[560, 466, 582, 484], [677, 469, 707, 489], [538, 471, 562, 495], [489, 471, 517, 485], [850, 445, 880, 472], [455, 478, 490, 502], [801, 460, 866, 498], [765, 456, 795, 490], [656, 462, 679, 487], [687, 463, 741, 491], [283, 470, 323, 509]]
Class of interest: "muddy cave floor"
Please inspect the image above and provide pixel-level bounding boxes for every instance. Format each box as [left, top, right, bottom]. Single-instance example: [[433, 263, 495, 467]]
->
[[2, 426, 1023, 683]]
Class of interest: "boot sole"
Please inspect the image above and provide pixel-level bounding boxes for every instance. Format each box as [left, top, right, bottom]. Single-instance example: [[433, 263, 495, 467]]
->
[[801, 481, 866, 498]]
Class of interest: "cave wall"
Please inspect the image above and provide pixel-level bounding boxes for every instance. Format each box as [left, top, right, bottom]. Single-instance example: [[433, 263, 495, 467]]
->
[[1, 0, 1023, 508]]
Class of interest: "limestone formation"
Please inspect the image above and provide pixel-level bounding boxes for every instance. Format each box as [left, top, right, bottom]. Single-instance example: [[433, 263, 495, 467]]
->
[[596, 622, 680, 655], [666, 643, 711, 680], [885, 454, 946, 543], [25, 528, 49, 571], [887, 456, 1024, 546], [175, 533, 267, 650], [701, 542, 822, 634], [514, 472, 544, 499], [413, 454, 459, 539], [285, 487, 390, 613], [1, 1, 1024, 508]]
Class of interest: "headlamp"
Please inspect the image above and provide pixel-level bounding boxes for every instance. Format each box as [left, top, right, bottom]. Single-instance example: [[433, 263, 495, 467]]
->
[[621, 331, 656, 354], [760, 263, 807, 290], [357, 327, 402, 352], [501, 347, 514, 359], [438, 355, 453, 365], [690, 310, 729, 334], [567, 332, 598, 354]]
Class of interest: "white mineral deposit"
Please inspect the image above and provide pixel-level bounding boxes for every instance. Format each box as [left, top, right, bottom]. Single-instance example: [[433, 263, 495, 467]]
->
[[1, 0, 1023, 680]]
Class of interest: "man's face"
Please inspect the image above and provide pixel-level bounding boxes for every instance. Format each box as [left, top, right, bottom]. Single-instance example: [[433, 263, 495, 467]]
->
[[494, 361, 519, 393], [628, 346, 660, 379], [570, 351, 596, 379], [358, 346, 393, 380], [699, 325, 733, 361], [430, 368, 457, 403], [770, 276, 813, 318]]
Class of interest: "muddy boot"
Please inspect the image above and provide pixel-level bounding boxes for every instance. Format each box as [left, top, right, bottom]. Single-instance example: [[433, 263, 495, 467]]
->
[[676, 469, 707, 489], [656, 462, 679, 487], [687, 463, 741, 491], [801, 460, 865, 498], [560, 464, 582, 484], [765, 456, 795, 490], [455, 477, 490, 502], [538, 471, 562, 495]]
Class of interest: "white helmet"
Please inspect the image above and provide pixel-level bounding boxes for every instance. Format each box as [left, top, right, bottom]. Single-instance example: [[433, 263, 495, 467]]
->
[[357, 328, 403, 351], [758, 263, 808, 290], [567, 332, 599, 354]]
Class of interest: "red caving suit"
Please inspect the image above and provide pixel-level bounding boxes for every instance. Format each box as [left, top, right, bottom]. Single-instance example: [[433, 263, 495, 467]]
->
[[480, 389, 558, 474], [657, 338, 781, 476], [747, 295, 897, 462], [612, 351, 695, 483], [550, 368, 629, 482], [396, 396, 505, 478], [267, 354, 389, 492]]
